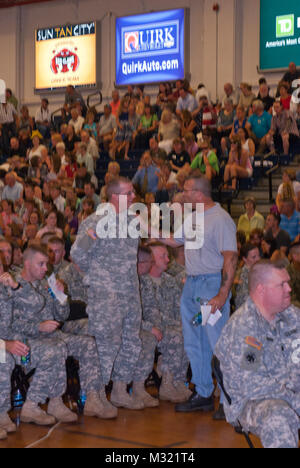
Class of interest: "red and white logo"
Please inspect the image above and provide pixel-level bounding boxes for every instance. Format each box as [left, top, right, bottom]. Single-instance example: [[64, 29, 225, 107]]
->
[[51, 48, 80, 74], [124, 32, 139, 53]]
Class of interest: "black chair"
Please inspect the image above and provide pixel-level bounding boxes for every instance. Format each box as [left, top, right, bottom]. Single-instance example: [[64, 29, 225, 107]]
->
[[212, 356, 255, 449]]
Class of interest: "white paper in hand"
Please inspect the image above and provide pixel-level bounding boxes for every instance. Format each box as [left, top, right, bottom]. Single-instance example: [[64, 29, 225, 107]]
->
[[207, 309, 222, 327], [47, 274, 68, 306], [201, 304, 212, 326]]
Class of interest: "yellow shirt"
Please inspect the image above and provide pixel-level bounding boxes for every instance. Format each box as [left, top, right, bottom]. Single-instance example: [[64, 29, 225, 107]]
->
[[237, 211, 265, 240]]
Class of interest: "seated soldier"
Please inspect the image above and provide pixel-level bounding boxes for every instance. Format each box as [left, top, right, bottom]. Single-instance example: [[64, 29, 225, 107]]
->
[[215, 261, 300, 449], [11, 244, 117, 420], [0, 266, 71, 429], [133, 243, 191, 406]]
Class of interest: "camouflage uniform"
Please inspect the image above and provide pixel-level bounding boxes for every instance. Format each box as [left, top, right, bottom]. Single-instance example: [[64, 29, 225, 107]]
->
[[0, 284, 67, 407], [50, 260, 89, 336], [11, 273, 101, 394], [135, 272, 189, 382], [234, 264, 250, 309], [70, 213, 142, 385], [215, 297, 300, 448], [287, 263, 300, 308]]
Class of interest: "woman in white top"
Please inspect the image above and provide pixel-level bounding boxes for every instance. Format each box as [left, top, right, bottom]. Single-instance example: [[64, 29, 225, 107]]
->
[[224, 135, 253, 191], [27, 131, 43, 161], [36, 210, 63, 239], [158, 109, 180, 154], [237, 127, 255, 164]]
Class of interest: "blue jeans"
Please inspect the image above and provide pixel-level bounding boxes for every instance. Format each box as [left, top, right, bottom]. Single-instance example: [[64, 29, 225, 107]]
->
[[180, 273, 230, 402]]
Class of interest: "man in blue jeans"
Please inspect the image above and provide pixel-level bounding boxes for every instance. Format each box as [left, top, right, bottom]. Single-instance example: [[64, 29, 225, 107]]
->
[[157, 175, 238, 419]]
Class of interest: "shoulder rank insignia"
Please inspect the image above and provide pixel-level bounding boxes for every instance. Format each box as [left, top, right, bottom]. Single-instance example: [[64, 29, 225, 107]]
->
[[245, 336, 262, 351]]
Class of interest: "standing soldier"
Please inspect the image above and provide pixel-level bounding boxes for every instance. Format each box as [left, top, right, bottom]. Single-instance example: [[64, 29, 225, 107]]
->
[[71, 177, 143, 412], [215, 261, 300, 449]]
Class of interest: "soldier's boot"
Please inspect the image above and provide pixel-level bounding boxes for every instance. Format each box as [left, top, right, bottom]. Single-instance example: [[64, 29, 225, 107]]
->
[[47, 397, 78, 423], [173, 382, 193, 402], [21, 400, 56, 426], [110, 381, 144, 410], [84, 391, 118, 419], [99, 386, 118, 418], [0, 427, 7, 440], [132, 381, 159, 408], [0, 412, 17, 433], [159, 373, 184, 403]]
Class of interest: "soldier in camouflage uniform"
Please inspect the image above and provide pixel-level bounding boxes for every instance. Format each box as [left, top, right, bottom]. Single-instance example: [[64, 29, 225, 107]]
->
[[47, 236, 88, 335], [134, 244, 190, 405], [234, 243, 261, 309], [0, 271, 68, 429], [71, 178, 143, 412], [11, 244, 116, 421], [286, 242, 300, 308], [215, 261, 300, 449]]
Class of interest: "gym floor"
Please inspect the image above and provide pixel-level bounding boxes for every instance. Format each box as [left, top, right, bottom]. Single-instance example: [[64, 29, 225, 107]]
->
[[0, 400, 262, 449]]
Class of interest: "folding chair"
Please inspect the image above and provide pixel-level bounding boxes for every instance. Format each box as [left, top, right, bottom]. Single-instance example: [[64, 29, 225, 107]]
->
[[212, 356, 255, 449]]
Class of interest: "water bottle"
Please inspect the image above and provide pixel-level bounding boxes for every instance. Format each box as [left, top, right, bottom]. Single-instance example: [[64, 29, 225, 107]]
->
[[192, 298, 208, 327], [77, 390, 87, 413], [12, 389, 24, 427], [20, 339, 31, 368], [48, 287, 56, 300]]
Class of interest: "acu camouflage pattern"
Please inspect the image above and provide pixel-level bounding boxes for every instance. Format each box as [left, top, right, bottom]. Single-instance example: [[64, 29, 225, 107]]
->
[[135, 271, 189, 382], [215, 297, 300, 448], [71, 212, 142, 385], [234, 265, 250, 309], [10, 274, 101, 394], [0, 284, 67, 410]]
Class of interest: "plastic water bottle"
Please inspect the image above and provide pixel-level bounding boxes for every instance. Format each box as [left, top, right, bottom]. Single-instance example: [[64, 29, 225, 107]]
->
[[48, 287, 56, 300], [77, 390, 87, 413], [192, 298, 208, 327], [20, 339, 31, 368], [12, 389, 24, 427]]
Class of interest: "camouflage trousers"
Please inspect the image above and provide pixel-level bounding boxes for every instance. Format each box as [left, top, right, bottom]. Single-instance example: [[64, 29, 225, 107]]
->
[[26, 338, 68, 404], [240, 398, 300, 448], [90, 290, 142, 385], [0, 351, 15, 413], [50, 330, 101, 393], [134, 327, 189, 382]]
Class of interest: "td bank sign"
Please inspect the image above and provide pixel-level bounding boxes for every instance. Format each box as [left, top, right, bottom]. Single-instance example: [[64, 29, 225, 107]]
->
[[276, 14, 295, 38]]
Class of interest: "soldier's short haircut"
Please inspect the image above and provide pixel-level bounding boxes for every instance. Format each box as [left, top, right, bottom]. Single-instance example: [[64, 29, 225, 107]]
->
[[48, 236, 65, 247], [106, 177, 132, 201], [240, 242, 259, 260], [138, 246, 153, 262], [23, 244, 49, 263], [186, 174, 212, 198], [249, 260, 287, 294]]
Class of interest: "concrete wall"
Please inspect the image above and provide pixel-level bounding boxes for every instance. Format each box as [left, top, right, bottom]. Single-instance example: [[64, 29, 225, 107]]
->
[[0, 0, 283, 114]]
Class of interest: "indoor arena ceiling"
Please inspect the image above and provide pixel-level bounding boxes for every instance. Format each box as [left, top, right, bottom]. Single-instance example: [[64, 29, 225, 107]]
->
[[0, 0, 57, 8]]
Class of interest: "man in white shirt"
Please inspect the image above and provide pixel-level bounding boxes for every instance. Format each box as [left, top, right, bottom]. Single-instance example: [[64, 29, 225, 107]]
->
[[35, 98, 51, 139], [80, 130, 99, 163], [50, 184, 66, 214]]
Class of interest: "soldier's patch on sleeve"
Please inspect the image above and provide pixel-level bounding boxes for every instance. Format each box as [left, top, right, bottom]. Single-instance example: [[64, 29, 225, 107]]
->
[[241, 346, 262, 371], [245, 336, 262, 351]]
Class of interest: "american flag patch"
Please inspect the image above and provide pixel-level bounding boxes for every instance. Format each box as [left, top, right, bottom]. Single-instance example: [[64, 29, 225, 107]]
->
[[245, 336, 262, 351]]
